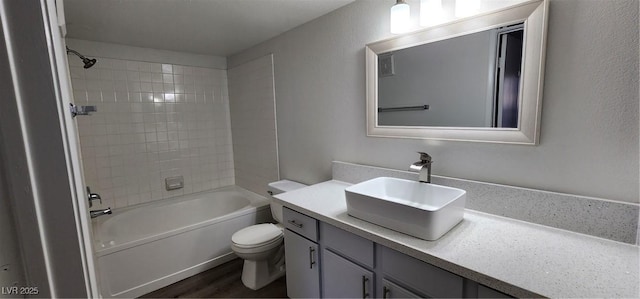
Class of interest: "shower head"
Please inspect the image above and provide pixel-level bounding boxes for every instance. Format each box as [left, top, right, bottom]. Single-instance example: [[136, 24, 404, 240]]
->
[[82, 57, 97, 69], [66, 46, 97, 69]]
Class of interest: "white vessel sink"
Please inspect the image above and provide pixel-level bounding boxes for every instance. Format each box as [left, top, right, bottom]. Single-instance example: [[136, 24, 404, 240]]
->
[[345, 177, 466, 240]]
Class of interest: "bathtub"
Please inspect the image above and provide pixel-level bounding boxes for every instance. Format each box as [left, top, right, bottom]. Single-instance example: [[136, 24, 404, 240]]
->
[[92, 186, 271, 298]]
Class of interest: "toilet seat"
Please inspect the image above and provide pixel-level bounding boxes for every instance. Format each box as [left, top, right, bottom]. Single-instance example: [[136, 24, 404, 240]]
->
[[232, 223, 283, 249]]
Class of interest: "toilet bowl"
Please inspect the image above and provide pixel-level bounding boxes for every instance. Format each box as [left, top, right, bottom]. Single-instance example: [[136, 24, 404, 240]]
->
[[230, 180, 306, 290]]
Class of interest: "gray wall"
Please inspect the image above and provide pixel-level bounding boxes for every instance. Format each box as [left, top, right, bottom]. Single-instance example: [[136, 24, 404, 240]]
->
[[229, 0, 639, 204], [228, 55, 280, 196]]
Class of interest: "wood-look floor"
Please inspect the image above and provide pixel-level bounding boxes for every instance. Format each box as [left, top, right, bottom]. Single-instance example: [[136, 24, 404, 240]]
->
[[140, 258, 287, 298]]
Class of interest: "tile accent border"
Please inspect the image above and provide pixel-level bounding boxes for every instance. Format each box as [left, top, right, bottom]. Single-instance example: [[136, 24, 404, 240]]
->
[[332, 161, 639, 244]]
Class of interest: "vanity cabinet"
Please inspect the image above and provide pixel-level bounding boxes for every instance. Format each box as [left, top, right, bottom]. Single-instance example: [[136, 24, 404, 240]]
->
[[283, 207, 511, 298], [283, 208, 320, 298]]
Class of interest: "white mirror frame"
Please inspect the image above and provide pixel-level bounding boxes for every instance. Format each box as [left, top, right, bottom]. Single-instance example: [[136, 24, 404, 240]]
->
[[366, 0, 548, 145]]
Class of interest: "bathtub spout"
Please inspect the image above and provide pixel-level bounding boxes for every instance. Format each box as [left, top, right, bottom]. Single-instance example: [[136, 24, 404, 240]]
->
[[90, 207, 112, 218]]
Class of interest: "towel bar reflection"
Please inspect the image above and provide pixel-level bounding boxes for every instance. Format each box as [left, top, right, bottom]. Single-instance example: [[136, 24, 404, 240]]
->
[[378, 105, 429, 112]]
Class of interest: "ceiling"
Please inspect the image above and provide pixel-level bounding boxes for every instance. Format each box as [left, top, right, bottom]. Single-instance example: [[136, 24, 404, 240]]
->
[[63, 0, 355, 57]]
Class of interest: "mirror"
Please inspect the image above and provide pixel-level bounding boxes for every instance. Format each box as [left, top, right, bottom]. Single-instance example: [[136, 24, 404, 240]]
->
[[366, 0, 548, 144]]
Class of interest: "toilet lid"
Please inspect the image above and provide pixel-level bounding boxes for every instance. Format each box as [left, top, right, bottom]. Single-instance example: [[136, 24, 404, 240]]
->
[[232, 223, 283, 247]]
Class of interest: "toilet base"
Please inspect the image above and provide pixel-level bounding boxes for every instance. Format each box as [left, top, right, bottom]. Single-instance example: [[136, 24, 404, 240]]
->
[[241, 259, 285, 290]]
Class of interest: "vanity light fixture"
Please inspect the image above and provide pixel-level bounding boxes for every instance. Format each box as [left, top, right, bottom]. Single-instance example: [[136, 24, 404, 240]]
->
[[420, 0, 444, 27], [455, 0, 481, 18], [390, 0, 411, 34]]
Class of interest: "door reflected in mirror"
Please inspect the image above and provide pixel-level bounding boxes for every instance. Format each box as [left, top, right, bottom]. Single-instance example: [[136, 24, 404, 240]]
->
[[377, 22, 524, 128]]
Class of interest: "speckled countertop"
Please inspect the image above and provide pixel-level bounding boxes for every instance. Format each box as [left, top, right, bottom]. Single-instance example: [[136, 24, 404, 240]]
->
[[274, 180, 640, 298]]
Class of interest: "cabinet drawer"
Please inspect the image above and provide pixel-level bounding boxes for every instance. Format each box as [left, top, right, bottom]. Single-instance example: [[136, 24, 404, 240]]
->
[[321, 223, 374, 268], [381, 246, 463, 298], [283, 207, 318, 242]]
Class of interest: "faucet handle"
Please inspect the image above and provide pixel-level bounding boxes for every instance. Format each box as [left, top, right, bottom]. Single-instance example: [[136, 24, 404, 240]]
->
[[87, 186, 102, 208], [417, 152, 432, 162]]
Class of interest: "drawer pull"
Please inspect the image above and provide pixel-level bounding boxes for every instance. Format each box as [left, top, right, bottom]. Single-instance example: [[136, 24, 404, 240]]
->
[[383, 286, 390, 299], [362, 276, 369, 298], [309, 247, 316, 269], [288, 219, 303, 228]]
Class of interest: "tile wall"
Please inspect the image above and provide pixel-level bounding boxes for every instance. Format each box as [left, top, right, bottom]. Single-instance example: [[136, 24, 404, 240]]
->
[[69, 57, 234, 209], [228, 54, 279, 196]]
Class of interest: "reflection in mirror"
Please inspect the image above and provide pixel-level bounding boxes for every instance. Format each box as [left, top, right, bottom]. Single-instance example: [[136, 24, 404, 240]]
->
[[378, 22, 524, 128]]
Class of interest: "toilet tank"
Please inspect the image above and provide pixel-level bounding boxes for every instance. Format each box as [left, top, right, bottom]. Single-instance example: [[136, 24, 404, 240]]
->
[[267, 180, 307, 223]]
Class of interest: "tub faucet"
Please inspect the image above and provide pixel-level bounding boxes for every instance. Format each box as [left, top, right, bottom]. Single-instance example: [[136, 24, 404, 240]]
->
[[87, 186, 102, 208], [409, 152, 432, 183], [90, 207, 112, 218]]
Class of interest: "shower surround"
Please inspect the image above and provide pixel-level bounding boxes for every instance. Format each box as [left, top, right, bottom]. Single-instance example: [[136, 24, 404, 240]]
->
[[70, 55, 234, 209]]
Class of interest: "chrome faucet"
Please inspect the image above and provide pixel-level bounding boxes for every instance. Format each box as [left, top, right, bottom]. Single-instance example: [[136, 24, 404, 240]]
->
[[90, 208, 112, 218], [87, 186, 102, 208], [409, 152, 432, 183]]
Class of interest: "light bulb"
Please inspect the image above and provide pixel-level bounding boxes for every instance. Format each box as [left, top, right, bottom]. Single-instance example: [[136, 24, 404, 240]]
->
[[420, 0, 444, 27], [455, 0, 481, 18], [390, 0, 411, 34]]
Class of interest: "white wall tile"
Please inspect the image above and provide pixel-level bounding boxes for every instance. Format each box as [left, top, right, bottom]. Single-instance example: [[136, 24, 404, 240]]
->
[[72, 57, 234, 209]]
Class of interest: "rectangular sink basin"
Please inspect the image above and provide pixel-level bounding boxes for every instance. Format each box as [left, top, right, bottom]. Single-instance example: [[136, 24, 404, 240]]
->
[[345, 177, 466, 240]]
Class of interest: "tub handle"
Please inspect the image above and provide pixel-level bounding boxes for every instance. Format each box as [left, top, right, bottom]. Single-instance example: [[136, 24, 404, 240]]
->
[[287, 219, 303, 229], [87, 186, 102, 208], [309, 247, 316, 269]]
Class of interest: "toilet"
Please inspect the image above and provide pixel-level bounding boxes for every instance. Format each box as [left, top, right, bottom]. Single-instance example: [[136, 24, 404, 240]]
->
[[231, 180, 306, 290]]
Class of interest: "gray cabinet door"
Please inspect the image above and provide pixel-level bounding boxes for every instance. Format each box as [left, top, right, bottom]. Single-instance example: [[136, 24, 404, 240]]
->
[[285, 229, 320, 298], [322, 249, 374, 298]]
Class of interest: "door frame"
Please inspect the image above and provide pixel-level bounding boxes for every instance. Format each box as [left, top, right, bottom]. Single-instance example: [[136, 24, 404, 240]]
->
[[0, 0, 100, 297], [41, 0, 101, 296]]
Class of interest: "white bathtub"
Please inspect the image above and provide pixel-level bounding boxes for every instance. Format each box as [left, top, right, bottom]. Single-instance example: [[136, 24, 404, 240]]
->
[[92, 186, 271, 298]]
